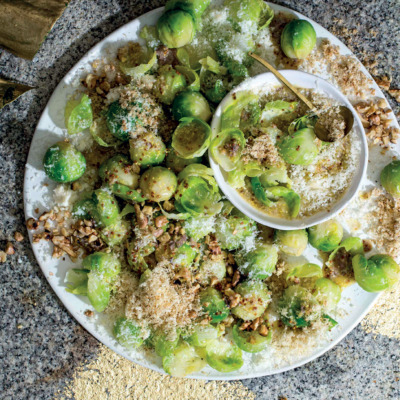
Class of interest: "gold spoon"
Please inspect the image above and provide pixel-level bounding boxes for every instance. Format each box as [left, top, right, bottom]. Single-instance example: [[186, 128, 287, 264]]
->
[[248, 52, 354, 142]]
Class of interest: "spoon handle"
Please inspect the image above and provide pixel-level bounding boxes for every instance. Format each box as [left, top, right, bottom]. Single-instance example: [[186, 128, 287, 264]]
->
[[249, 52, 315, 111]]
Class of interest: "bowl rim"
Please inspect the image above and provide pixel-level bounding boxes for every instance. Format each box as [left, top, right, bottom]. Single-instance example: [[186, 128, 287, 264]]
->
[[208, 70, 369, 230]]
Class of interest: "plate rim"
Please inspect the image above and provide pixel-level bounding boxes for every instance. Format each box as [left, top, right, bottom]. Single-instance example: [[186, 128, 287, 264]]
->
[[23, 3, 390, 381]]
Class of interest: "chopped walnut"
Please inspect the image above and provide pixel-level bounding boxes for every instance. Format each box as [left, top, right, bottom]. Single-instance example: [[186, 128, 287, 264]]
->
[[14, 232, 24, 242], [5, 242, 15, 255], [258, 324, 269, 337], [155, 215, 168, 228]]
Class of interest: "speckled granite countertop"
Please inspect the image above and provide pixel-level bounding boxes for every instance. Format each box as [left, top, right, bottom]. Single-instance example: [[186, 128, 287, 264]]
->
[[0, 1, 399, 399]]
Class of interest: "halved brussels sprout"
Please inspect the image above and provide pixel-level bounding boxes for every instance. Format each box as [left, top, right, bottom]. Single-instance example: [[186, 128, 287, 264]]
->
[[259, 164, 291, 188], [210, 129, 246, 172], [157, 10, 196, 49], [205, 337, 243, 373], [127, 241, 155, 273], [82, 252, 121, 312], [380, 160, 400, 197], [215, 212, 256, 251], [165, 0, 211, 25], [183, 215, 215, 241], [278, 128, 319, 165], [113, 317, 144, 349], [65, 94, 93, 135], [281, 19, 317, 59], [313, 278, 341, 312], [129, 133, 166, 167], [220, 92, 258, 131], [286, 263, 323, 280], [275, 229, 308, 256], [65, 268, 89, 295], [173, 243, 198, 268], [261, 100, 298, 124], [198, 258, 226, 285], [231, 280, 270, 321], [90, 116, 122, 147], [278, 285, 321, 328], [200, 287, 230, 323], [162, 342, 207, 377], [152, 330, 180, 356], [100, 219, 130, 247], [264, 186, 301, 218], [308, 219, 343, 252], [352, 254, 400, 292], [154, 65, 187, 104], [172, 90, 211, 122], [235, 244, 278, 280], [187, 324, 219, 347], [91, 188, 120, 227], [171, 117, 212, 159], [43, 141, 86, 183], [106, 100, 141, 141], [139, 166, 178, 202], [232, 324, 271, 353], [99, 154, 139, 189], [166, 148, 202, 173]]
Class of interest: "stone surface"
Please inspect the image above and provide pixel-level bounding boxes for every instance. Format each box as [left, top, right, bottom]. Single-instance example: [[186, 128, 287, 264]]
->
[[0, 1, 399, 399]]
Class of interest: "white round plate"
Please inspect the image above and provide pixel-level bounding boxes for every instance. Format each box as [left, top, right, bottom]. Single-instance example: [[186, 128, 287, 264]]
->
[[24, 3, 399, 380], [209, 70, 369, 230]]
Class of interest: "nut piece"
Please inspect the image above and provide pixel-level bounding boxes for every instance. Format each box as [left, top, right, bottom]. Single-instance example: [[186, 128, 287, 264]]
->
[[84, 309, 94, 317], [231, 270, 241, 287], [14, 232, 24, 242], [5, 242, 15, 255], [259, 324, 269, 337], [26, 218, 39, 230], [155, 215, 168, 228], [0, 251, 7, 263]]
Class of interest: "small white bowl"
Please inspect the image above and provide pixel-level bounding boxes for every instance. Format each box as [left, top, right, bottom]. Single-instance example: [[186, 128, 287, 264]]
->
[[209, 70, 368, 230]]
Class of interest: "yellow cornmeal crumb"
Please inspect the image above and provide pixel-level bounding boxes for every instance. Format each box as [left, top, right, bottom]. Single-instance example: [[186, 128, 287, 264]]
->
[[59, 345, 256, 400]]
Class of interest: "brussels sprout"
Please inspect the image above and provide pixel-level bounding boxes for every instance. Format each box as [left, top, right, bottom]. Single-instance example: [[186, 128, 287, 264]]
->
[[187, 324, 219, 347], [175, 175, 222, 216], [313, 278, 341, 312], [100, 219, 130, 247], [139, 166, 178, 202], [157, 10, 195, 49], [106, 101, 139, 141], [113, 317, 144, 349], [231, 280, 270, 321], [183, 215, 215, 241], [91, 188, 120, 227], [127, 241, 155, 273], [380, 160, 400, 197], [275, 229, 308, 256], [43, 141, 86, 183], [171, 117, 212, 159], [232, 324, 271, 353], [64, 94, 93, 135], [198, 258, 226, 284], [278, 285, 321, 328], [172, 90, 211, 122], [82, 252, 121, 312], [308, 219, 343, 252], [221, 92, 258, 131], [99, 154, 139, 189], [200, 287, 230, 323], [215, 212, 256, 251], [162, 342, 207, 377], [281, 19, 317, 59], [259, 165, 291, 187], [173, 243, 198, 267], [261, 100, 298, 124], [166, 148, 202, 173], [205, 78, 228, 104], [72, 197, 95, 220], [352, 254, 400, 292], [154, 65, 187, 104], [129, 133, 166, 168], [278, 128, 319, 165], [152, 330, 180, 356], [205, 337, 243, 372], [286, 263, 323, 280], [264, 186, 301, 218], [65, 268, 89, 295], [235, 244, 278, 280], [165, 0, 211, 25], [210, 129, 246, 172]]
